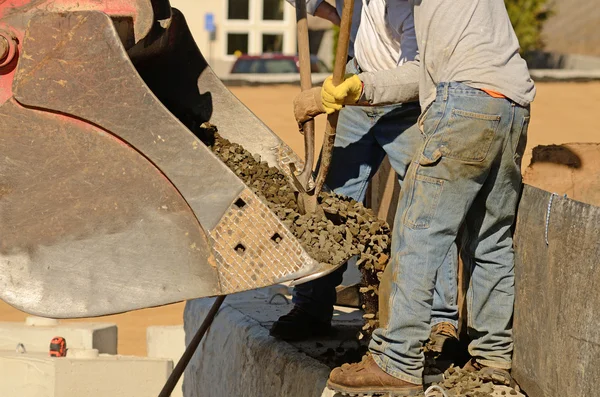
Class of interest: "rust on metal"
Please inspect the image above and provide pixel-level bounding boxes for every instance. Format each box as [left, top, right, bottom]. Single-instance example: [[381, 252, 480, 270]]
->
[[0, 36, 8, 61]]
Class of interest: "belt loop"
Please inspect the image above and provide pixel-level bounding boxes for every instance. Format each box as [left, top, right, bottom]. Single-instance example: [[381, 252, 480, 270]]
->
[[443, 83, 449, 102]]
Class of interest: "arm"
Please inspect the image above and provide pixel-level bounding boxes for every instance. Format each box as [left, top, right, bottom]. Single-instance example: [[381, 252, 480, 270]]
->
[[314, 2, 341, 25], [357, 56, 420, 105], [284, 0, 340, 25]]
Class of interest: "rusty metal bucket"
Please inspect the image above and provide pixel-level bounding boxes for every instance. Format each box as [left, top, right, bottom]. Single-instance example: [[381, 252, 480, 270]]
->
[[0, 1, 339, 318]]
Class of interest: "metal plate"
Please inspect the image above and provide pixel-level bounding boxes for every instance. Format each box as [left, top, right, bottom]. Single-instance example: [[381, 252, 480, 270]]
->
[[0, 101, 220, 318], [13, 11, 246, 231]]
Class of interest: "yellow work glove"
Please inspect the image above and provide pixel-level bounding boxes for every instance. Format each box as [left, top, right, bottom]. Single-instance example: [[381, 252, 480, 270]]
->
[[321, 74, 363, 114]]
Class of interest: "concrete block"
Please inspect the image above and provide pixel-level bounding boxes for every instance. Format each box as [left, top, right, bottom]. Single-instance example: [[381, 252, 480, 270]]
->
[[0, 351, 172, 397], [184, 288, 526, 397], [183, 289, 363, 397], [147, 325, 185, 397], [513, 186, 600, 397], [0, 317, 117, 354]]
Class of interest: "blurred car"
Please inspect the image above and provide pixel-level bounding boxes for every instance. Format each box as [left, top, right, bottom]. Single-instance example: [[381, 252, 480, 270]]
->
[[230, 54, 330, 74]]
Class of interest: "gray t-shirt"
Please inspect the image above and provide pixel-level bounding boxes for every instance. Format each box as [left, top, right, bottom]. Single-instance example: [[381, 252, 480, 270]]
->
[[359, 0, 536, 109]]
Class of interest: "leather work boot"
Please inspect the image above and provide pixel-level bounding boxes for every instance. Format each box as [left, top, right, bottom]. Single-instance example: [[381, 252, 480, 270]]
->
[[426, 322, 458, 354], [463, 358, 514, 386], [269, 306, 331, 341], [327, 355, 423, 396]]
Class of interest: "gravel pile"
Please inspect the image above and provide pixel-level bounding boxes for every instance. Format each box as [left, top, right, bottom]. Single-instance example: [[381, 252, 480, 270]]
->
[[200, 123, 389, 337], [422, 366, 520, 397]]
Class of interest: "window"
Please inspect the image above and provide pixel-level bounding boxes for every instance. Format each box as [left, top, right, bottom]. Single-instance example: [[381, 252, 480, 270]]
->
[[231, 59, 297, 74], [262, 34, 283, 53], [227, 33, 249, 55], [262, 59, 296, 73], [228, 0, 249, 20], [263, 0, 284, 20]]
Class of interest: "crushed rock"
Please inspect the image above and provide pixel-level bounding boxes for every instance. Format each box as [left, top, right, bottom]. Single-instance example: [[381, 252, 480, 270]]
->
[[200, 123, 389, 336], [421, 366, 523, 397]]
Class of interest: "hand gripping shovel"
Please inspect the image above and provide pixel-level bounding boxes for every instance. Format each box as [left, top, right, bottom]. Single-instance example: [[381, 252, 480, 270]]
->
[[291, 0, 355, 215]]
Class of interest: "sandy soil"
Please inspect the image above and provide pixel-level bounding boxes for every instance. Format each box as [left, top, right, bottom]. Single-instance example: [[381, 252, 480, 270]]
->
[[0, 82, 598, 357]]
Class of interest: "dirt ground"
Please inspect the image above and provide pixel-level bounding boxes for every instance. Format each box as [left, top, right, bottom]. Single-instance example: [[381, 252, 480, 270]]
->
[[1, 82, 598, 357]]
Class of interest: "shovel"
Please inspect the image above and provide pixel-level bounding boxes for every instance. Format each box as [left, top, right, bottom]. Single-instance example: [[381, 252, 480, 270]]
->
[[289, 0, 319, 214], [291, 0, 355, 215]]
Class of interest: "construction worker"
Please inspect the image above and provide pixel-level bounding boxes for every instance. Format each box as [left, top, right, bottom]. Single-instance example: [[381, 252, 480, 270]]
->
[[297, 0, 535, 394], [272, 0, 459, 352]]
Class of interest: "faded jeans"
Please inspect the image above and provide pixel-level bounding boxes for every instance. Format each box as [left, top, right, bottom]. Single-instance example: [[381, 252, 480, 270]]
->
[[292, 60, 459, 329], [369, 82, 530, 384]]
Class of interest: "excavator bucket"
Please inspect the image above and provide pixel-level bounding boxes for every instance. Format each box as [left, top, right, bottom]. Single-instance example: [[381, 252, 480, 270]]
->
[[0, 0, 336, 318]]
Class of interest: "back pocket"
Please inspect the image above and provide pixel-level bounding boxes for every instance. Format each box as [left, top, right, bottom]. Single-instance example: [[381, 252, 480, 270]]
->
[[443, 109, 501, 162], [404, 174, 444, 230]]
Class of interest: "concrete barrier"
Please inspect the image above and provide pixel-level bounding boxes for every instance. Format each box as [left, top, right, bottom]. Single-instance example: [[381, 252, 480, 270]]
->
[[0, 316, 117, 354], [183, 288, 364, 397], [0, 350, 172, 397], [147, 325, 185, 397]]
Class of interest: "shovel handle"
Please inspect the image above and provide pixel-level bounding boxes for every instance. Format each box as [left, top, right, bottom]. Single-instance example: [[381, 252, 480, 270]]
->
[[314, 0, 354, 196], [296, 0, 315, 188]]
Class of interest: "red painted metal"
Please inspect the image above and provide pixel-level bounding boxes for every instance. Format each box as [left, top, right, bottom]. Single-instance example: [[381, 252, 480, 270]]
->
[[0, 0, 151, 104]]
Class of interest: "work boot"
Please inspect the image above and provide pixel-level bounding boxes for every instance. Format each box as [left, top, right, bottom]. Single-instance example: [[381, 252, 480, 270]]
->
[[327, 355, 423, 396], [463, 358, 514, 386], [269, 306, 331, 341], [426, 322, 458, 354]]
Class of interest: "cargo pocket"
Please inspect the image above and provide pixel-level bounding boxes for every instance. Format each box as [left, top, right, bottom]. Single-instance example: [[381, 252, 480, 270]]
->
[[404, 174, 444, 230], [513, 116, 530, 165], [444, 108, 501, 162]]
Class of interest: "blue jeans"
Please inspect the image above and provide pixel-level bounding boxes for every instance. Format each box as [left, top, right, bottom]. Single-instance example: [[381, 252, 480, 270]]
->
[[369, 82, 530, 384], [292, 61, 459, 329]]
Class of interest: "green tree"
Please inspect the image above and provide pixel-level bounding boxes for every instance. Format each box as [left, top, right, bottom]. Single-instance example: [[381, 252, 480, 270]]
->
[[505, 0, 553, 53], [331, 24, 340, 70]]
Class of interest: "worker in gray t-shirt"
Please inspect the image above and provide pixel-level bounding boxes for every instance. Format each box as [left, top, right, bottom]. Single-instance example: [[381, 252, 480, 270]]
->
[[296, 0, 535, 395]]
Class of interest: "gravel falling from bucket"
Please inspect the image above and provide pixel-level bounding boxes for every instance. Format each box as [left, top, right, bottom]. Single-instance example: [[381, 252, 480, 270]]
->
[[200, 123, 388, 338]]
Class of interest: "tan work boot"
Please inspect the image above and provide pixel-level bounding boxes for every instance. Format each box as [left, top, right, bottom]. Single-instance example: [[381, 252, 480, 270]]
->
[[327, 355, 423, 396], [426, 322, 458, 353], [463, 358, 514, 386]]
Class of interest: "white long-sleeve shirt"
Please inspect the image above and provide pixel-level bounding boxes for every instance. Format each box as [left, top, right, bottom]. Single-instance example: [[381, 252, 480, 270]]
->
[[354, 0, 417, 72], [286, 0, 417, 72]]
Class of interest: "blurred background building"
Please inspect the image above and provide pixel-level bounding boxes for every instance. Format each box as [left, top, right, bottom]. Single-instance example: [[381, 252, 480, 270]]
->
[[170, 0, 600, 77], [171, 0, 335, 77]]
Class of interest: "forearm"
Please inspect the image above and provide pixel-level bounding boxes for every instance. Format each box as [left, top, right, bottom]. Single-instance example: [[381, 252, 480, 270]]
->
[[314, 2, 340, 25], [285, 0, 328, 17], [357, 59, 420, 105]]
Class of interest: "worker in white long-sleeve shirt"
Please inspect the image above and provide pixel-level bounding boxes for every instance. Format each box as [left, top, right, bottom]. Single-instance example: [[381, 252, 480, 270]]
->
[[271, 1, 459, 354]]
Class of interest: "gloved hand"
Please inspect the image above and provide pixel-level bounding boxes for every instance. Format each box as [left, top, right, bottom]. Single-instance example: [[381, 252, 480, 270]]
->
[[293, 87, 326, 126], [321, 74, 363, 114]]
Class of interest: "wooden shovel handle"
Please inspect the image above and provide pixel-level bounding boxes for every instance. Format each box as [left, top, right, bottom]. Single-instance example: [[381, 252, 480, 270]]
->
[[296, 0, 315, 188], [314, 0, 354, 196]]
